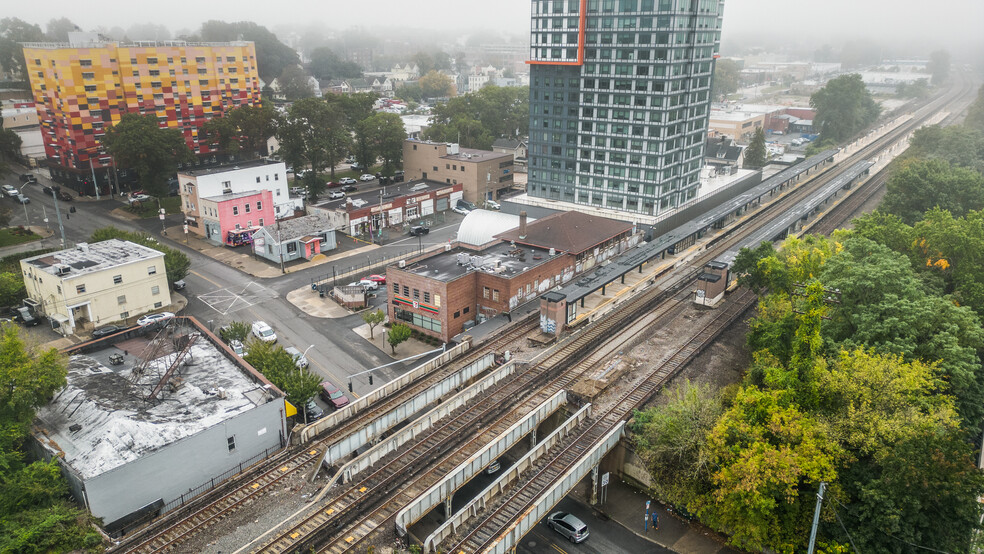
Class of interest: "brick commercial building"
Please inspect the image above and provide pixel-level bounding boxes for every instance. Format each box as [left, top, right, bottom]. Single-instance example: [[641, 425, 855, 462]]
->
[[403, 139, 514, 204], [386, 210, 637, 342], [22, 32, 261, 191]]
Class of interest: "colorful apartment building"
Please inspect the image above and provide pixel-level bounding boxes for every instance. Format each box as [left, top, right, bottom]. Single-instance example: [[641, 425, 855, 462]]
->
[[22, 32, 261, 189], [198, 190, 274, 246]]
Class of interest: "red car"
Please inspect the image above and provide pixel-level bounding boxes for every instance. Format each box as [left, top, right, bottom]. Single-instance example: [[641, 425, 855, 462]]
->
[[319, 381, 350, 409], [363, 274, 386, 284], [326, 181, 341, 188]]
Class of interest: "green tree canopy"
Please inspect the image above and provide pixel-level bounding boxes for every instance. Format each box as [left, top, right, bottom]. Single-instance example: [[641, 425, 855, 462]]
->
[[356, 112, 406, 175], [44, 17, 78, 42], [0, 18, 44, 80], [228, 103, 277, 158], [423, 85, 529, 150], [810, 74, 881, 143], [905, 124, 984, 173], [242, 340, 321, 409], [880, 158, 984, 224], [276, 98, 350, 191], [742, 127, 767, 169], [361, 309, 385, 339], [711, 58, 740, 100], [308, 47, 362, 81], [387, 323, 411, 354], [418, 70, 456, 99], [101, 113, 193, 197], [276, 65, 315, 101]]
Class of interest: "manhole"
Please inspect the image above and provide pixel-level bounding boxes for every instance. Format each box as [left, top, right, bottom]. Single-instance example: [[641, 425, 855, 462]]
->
[[528, 540, 537, 547]]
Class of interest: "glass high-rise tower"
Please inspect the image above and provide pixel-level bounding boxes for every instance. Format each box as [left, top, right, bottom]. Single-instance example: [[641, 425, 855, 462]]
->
[[527, 0, 724, 216]]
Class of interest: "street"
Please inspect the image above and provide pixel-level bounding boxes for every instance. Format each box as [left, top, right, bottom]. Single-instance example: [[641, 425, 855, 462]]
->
[[0, 168, 462, 405]]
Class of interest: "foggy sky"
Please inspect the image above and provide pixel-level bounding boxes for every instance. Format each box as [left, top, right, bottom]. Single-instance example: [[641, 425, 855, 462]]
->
[[7, 0, 982, 54]]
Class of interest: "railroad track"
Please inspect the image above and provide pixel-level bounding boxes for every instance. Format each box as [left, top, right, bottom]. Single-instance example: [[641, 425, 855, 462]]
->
[[447, 287, 758, 553], [112, 316, 538, 554]]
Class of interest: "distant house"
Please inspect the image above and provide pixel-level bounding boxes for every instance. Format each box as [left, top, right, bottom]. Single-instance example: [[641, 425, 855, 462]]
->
[[704, 137, 745, 174], [251, 213, 338, 265], [492, 138, 528, 160], [347, 78, 373, 93], [323, 79, 351, 94]]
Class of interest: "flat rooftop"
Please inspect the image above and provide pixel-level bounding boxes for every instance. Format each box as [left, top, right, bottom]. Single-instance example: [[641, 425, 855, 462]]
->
[[22, 239, 163, 278], [316, 179, 454, 210], [202, 189, 263, 202], [34, 332, 279, 480], [441, 147, 511, 163], [401, 241, 559, 283], [177, 158, 283, 177]]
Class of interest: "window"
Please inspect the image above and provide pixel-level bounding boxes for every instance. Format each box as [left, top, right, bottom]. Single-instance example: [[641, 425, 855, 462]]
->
[[492, 289, 500, 302], [393, 282, 399, 294], [403, 285, 410, 296], [245, 203, 251, 213], [81, 72, 94, 80], [274, 174, 279, 181], [120, 311, 129, 319], [117, 295, 126, 305], [152, 285, 160, 295], [259, 218, 264, 226], [256, 176, 261, 183], [76, 284, 86, 294], [154, 301, 163, 308], [286, 243, 297, 254], [233, 206, 239, 215], [227, 436, 236, 451], [57, 285, 61, 294], [423, 292, 431, 303], [148, 265, 157, 275], [413, 288, 420, 299], [256, 201, 262, 210], [435, 294, 441, 307], [483, 287, 490, 299], [113, 275, 122, 284], [463, 306, 470, 314]]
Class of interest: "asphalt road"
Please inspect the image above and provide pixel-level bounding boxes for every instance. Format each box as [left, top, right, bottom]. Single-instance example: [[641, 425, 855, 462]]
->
[[1, 168, 460, 406], [515, 496, 671, 554]]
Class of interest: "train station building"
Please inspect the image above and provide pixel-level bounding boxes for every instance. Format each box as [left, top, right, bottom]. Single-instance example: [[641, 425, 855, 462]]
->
[[31, 318, 287, 536]]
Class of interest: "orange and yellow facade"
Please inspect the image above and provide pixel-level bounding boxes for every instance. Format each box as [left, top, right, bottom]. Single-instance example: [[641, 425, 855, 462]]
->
[[22, 40, 261, 180]]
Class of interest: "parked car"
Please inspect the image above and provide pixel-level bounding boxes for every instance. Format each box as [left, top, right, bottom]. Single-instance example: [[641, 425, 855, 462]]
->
[[251, 321, 277, 342], [2, 185, 18, 197], [12, 306, 40, 326], [19, 174, 36, 183], [128, 193, 152, 204], [289, 186, 305, 196], [349, 162, 364, 171], [319, 381, 351, 409], [14, 194, 29, 204], [56, 190, 73, 202], [546, 512, 589, 543], [284, 346, 309, 369], [452, 205, 470, 215], [348, 279, 379, 291], [92, 324, 125, 339], [136, 312, 175, 327], [229, 339, 246, 357], [304, 399, 325, 422], [327, 191, 345, 200], [409, 225, 430, 236], [326, 181, 341, 189], [341, 184, 358, 193], [339, 177, 358, 185], [172, 279, 186, 291], [392, 170, 405, 182], [42, 186, 53, 195], [363, 274, 386, 284], [482, 200, 501, 210], [359, 174, 375, 182], [485, 459, 501, 474], [457, 199, 477, 211]]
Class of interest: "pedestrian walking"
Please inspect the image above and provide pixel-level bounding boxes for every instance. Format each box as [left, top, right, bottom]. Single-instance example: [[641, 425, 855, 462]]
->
[[652, 511, 659, 530]]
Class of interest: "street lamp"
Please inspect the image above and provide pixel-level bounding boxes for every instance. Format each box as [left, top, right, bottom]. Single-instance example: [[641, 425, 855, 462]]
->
[[302, 344, 315, 359], [17, 183, 30, 226]]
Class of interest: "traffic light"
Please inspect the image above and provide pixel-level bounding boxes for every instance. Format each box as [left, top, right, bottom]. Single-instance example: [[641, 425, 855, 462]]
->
[[347, 381, 353, 392], [368, 375, 373, 385]]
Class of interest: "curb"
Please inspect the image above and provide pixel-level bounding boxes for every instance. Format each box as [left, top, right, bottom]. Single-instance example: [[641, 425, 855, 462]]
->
[[570, 496, 672, 550]]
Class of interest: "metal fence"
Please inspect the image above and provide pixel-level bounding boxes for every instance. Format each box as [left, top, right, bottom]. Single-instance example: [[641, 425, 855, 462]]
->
[[160, 445, 280, 513]]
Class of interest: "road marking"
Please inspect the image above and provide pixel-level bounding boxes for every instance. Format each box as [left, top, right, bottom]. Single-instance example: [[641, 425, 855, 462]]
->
[[190, 270, 223, 288], [550, 543, 568, 554]]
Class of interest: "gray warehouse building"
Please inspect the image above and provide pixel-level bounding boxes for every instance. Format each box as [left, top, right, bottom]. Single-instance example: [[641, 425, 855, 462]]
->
[[31, 318, 287, 534]]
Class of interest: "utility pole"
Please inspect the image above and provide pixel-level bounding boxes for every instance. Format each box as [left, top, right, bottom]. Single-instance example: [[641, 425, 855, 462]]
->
[[277, 219, 285, 274], [50, 187, 66, 248], [807, 482, 826, 554], [89, 160, 100, 200]]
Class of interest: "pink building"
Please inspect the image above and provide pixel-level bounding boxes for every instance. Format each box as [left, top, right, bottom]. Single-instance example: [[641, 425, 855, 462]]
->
[[199, 190, 274, 246]]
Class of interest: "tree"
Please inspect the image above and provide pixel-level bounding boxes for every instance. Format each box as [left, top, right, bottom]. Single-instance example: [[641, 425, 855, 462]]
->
[[743, 127, 767, 169], [276, 65, 315, 101], [810, 74, 881, 143], [0, 18, 45, 80], [423, 85, 528, 150], [387, 323, 412, 354], [711, 59, 740, 100], [218, 321, 250, 343], [906, 125, 984, 173], [242, 340, 321, 409], [357, 112, 406, 175], [90, 227, 191, 284], [44, 18, 78, 42], [326, 92, 379, 130], [309, 47, 362, 81], [881, 158, 984, 224], [228, 103, 277, 158], [0, 128, 22, 173], [0, 272, 26, 308], [927, 49, 951, 85], [418, 70, 456, 99], [966, 85, 984, 132], [101, 113, 193, 197], [198, 21, 299, 82], [276, 98, 350, 193], [396, 82, 424, 103], [361, 309, 385, 339], [199, 115, 240, 157]]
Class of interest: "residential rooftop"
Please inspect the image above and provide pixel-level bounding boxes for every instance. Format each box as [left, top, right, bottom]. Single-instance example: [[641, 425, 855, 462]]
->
[[315, 179, 456, 211], [21, 239, 163, 278], [401, 241, 558, 283], [257, 212, 334, 241], [201, 189, 266, 202], [441, 147, 511, 163], [176, 158, 283, 177], [495, 211, 633, 256], [33, 327, 280, 480]]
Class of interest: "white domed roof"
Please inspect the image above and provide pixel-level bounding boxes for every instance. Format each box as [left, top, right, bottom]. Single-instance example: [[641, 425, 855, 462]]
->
[[456, 210, 535, 247]]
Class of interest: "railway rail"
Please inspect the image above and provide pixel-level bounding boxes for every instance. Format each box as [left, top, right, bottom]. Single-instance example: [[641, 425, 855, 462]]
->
[[112, 316, 538, 554]]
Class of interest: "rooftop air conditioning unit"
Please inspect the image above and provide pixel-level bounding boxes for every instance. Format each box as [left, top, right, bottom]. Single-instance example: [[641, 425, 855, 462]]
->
[[445, 243, 452, 252], [399, 260, 406, 268], [55, 265, 71, 276]]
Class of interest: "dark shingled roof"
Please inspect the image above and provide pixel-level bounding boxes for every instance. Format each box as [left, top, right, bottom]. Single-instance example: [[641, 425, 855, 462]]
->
[[494, 211, 633, 256]]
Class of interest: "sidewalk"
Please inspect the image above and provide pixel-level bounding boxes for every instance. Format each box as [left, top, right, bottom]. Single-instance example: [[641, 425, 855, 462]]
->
[[585, 477, 740, 554], [163, 224, 381, 279]]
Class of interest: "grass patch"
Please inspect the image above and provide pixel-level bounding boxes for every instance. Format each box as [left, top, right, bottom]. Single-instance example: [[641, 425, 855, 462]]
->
[[126, 196, 182, 218], [0, 227, 41, 248]]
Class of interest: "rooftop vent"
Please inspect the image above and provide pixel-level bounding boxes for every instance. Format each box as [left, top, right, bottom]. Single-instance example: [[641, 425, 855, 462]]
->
[[69, 424, 82, 433], [76, 243, 89, 253]]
